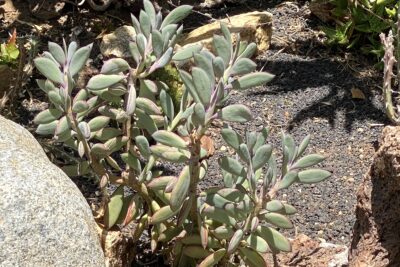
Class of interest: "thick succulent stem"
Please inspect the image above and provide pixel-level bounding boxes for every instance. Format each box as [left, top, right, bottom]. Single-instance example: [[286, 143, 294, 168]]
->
[[272, 253, 278, 267], [125, 71, 136, 171], [243, 165, 261, 233], [380, 30, 400, 124], [66, 112, 92, 160], [130, 177, 153, 215], [126, 116, 132, 154], [66, 109, 115, 219], [188, 134, 202, 225]]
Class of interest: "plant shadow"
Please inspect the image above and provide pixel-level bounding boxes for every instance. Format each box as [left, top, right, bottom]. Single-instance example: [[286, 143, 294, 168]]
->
[[252, 54, 388, 132]]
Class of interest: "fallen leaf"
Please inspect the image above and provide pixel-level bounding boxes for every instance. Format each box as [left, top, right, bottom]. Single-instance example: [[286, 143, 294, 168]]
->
[[201, 135, 215, 157], [182, 135, 215, 157], [351, 87, 366, 100]]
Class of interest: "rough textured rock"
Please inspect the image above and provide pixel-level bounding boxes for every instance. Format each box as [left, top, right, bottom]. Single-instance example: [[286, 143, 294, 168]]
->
[[178, 11, 273, 55], [97, 225, 135, 267], [349, 126, 400, 267], [265, 234, 348, 266], [0, 0, 19, 25], [100, 25, 136, 58], [0, 116, 105, 266]]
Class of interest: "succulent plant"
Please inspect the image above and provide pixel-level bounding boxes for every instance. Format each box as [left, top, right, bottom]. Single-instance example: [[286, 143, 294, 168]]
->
[[33, 0, 193, 229], [33, 1, 331, 266], [146, 22, 331, 266]]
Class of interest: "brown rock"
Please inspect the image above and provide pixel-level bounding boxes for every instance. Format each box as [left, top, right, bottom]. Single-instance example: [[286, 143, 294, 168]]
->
[[179, 11, 273, 56], [265, 234, 348, 267], [97, 224, 135, 267], [0, 0, 19, 25], [100, 26, 136, 58], [349, 126, 400, 266]]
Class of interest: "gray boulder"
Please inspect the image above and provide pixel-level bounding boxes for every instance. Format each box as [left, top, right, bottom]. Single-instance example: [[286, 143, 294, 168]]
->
[[0, 115, 105, 267]]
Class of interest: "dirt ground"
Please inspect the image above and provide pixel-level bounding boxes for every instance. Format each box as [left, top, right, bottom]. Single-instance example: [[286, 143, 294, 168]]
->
[[0, 0, 388, 265]]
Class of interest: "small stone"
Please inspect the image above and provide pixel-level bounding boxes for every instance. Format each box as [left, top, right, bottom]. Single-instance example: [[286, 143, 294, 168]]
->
[[220, 146, 227, 151], [57, 15, 68, 26]]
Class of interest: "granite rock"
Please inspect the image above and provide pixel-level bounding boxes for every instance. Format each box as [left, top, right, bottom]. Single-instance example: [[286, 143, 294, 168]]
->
[[0, 115, 105, 267]]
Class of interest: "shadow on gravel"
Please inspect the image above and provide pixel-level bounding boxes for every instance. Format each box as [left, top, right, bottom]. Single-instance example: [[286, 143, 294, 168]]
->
[[253, 55, 387, 131]]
